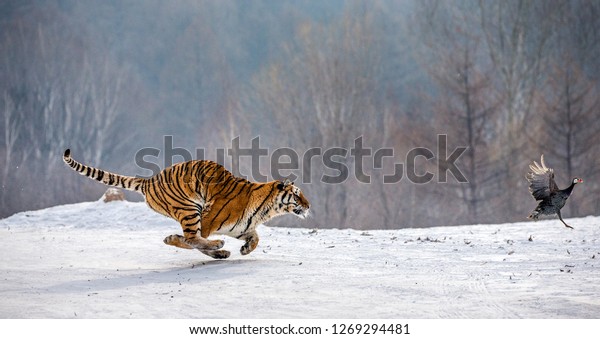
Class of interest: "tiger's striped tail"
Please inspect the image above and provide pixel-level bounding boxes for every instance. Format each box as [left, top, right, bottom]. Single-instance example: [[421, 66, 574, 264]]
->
[[63, 149, 145, 194]]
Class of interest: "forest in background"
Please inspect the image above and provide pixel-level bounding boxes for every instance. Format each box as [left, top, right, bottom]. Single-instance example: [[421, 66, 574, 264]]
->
[[1, 0, 599, 229]]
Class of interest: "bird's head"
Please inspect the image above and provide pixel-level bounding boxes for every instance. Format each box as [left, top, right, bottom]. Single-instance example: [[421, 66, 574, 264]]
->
[[573, 178, 583, 184]]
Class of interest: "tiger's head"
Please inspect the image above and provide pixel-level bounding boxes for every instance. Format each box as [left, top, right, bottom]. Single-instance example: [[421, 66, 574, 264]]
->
[[275, 178, 310, 219]]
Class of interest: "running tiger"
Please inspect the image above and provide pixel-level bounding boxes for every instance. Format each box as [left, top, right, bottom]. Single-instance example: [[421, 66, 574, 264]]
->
[[62, 149, 310, 259]]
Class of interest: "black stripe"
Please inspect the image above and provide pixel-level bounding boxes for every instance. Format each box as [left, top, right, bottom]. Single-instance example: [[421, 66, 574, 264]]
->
[[209, 198, 235, 225], [155, 177, 197, 213], [96, 170, 104, 182], [185, 218, 201, 227], [174, 205, 202, 213], [260, 206, 271, 218], [170, 166, 191, 199], [157, 173, 189, 205], [212, 178, 237, 200], [211, 179, 233, 196], [243, 185, 275, 233], [148, 179, 170, 212], [215, 213, 231, 231], [182, 213, 200, 221], [281, 192, 289, 203]]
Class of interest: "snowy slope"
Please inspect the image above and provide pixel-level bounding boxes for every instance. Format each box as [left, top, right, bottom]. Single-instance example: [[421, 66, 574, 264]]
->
[[0, 200, 599, 319]]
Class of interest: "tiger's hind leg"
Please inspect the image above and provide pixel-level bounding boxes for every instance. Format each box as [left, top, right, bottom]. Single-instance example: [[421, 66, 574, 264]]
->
[[163, 233, 223, 250], [164, 212, 224, 251], [164, 235, 230, 259], [163, 234, 194, 249]]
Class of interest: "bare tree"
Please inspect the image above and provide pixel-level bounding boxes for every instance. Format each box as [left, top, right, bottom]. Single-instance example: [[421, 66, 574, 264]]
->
[[410, 0, 500, 224], [526, 0, 600, 217], [432, 50, 499, 222], [2, 91, 20, 184], [535, 61, 600, 216], [478, 0, 561, 216], [252, 5, 387, 228], [0, 6, 129, 217]]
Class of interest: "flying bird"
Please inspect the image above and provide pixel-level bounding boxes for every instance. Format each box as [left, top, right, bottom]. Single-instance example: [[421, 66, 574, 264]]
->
[[526, 155, 583, 229]]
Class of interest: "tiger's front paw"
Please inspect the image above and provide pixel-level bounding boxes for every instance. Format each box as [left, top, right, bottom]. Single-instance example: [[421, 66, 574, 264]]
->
[[240, 242, 258, 255], [164, 234, 180, 245]]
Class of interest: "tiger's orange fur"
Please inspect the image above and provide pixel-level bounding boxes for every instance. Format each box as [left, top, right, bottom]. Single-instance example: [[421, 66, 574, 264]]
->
[[63, 149, 310, 259]]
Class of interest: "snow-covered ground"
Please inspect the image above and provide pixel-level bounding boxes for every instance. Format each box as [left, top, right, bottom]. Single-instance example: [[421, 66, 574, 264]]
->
[[1, 200, 599, 319]]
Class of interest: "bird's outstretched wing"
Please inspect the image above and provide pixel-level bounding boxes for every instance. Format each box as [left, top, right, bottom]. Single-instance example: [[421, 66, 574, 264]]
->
[[526, 154, 558, 200]]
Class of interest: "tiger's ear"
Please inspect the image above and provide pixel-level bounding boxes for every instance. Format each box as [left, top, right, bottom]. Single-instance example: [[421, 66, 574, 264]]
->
[[277, 178, 293, 190]]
